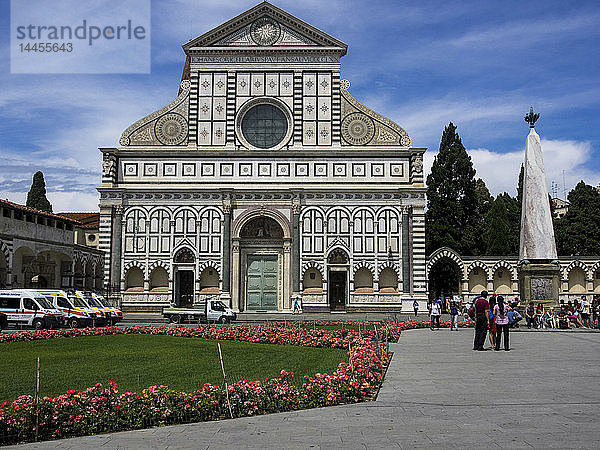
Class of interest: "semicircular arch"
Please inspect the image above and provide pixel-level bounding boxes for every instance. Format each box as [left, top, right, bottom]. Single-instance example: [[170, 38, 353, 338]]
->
[[564, 260, 590, 280], [301, 260, 324, 278], [492, 260, 516, 279], [426, 247, 464, 279], [232, 208, 291, 239]]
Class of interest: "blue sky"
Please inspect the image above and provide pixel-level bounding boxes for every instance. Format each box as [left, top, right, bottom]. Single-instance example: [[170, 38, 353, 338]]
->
[[1, 0, 599, 211]]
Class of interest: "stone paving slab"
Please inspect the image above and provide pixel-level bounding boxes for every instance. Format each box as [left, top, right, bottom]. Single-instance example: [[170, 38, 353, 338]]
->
[[9, 327, 600, 449]]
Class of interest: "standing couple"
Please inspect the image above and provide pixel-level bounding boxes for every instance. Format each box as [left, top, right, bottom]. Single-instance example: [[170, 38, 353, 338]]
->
[[473, 291, 511, 351]]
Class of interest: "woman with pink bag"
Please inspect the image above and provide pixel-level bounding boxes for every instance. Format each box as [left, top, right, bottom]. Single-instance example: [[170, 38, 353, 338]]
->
[[494, 296, 511, 351]]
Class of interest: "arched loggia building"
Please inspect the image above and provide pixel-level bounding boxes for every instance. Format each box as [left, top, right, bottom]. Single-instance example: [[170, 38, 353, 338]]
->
[[426, 247, 600, 304]]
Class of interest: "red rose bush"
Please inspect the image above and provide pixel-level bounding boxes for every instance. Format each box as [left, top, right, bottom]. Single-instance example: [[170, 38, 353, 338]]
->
[[0, 320, 470, 444]]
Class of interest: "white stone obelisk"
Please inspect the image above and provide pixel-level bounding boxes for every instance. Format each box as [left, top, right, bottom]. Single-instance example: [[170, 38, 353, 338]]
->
[[519, 113, 558, 261]]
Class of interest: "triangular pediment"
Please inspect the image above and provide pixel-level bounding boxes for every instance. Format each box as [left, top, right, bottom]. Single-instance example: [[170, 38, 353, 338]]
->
[[183, 2, 347, 54]]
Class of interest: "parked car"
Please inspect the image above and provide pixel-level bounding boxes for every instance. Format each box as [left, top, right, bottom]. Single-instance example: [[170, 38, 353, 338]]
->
[[0, 289, 64, 330]]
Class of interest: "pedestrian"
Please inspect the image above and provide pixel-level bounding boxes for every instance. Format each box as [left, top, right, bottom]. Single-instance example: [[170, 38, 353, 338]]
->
[[292, 296, 302, 314], [413, 299, 419, 317], [473, 290, 490, 351], [450, 301, 459, 331], [494, 296, 511, 351], [525, 302, 536, 329], [488, 296, 497, 349], [580, 296, 590, 328], [430, 300, 441, 330]]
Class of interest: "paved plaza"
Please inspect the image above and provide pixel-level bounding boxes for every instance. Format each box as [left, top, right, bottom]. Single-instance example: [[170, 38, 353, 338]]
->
[[13, 328, 600, 449]]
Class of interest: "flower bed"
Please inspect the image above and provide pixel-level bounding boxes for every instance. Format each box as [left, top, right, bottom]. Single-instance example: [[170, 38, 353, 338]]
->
[[0, 320, 471, 444]]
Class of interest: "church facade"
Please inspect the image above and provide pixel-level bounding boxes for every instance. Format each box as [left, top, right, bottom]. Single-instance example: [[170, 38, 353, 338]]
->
[[99, 2, 427, 313]]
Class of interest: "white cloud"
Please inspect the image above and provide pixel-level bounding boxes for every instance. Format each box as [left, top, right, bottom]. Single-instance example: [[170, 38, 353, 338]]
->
[[424, 139, 600, 199], [0, 190, 99, 213], [449, 13, 600, 48]]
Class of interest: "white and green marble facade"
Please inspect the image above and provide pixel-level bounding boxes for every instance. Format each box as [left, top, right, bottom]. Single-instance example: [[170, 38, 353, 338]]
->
[[98, 2, 427, 312]]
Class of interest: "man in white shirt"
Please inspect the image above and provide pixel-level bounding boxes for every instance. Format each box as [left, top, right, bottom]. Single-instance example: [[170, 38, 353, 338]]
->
[[580, 296, 590, 328], [430, 300, 441, 330]]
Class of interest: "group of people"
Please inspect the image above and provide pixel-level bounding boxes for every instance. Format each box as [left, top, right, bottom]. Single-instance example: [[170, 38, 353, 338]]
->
[[471, 291, 511, 351], [523, 297, 598, 329], [425, 291, 600, 351], [426, 292, 513, 350]]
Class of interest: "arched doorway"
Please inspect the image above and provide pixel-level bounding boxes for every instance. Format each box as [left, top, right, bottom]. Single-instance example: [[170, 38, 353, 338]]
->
[[428, 258, 462, 306], [327, 248, 349, 311], [173, 248, 195, 307], [239, 216, 284, 311]]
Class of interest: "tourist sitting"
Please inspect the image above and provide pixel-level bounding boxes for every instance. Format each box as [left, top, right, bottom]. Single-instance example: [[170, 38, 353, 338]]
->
[[567, 303, 583, 328], [536, 303, 545, 329], [507, 309, 522, 328], [546, 308, 557, 329], [524, 302, 536, 329], [557, 306, 570, 329]]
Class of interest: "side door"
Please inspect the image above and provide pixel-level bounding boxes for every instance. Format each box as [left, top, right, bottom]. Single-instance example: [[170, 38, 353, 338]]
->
[[22, 298, 37, 326], [207, 301, 224, 321], [56, 296, 72, 319]]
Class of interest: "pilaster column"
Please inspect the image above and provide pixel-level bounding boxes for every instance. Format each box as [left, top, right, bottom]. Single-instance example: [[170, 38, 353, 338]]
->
[[111, 205, 123, 293], [231, 239, 240, 312], [292, 200, 301, 293], [222, 200, 231, 296], [284, 240, 292, 310], [402, 206, 410, 293]]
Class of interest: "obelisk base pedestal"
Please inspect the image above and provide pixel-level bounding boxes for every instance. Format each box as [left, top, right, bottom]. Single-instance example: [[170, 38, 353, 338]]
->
[[518, 262, 561, 307]]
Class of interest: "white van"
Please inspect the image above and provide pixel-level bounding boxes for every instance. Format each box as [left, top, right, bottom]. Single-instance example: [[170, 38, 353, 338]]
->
[[36, 289, 98, 328], [82, 291, 123, 325], [0, 290, 65, 330], [69, 291, 109, 327]]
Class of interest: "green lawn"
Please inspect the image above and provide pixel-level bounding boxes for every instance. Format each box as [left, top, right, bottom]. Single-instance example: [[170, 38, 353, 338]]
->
[[0, 335, 347, 401]]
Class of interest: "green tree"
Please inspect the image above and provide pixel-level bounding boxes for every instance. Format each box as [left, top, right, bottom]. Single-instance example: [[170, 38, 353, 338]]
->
[[470, 178, 493, 255], [516, 164, 524, 209], [555, 181, 600, 255], [484, 193, 519, 255], [26, 171, 52, 213], [425, 123, 479, 256]]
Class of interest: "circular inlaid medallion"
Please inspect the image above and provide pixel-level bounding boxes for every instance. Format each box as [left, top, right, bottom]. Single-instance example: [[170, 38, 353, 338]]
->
[[341, 113, 375, 146], [155, 113, 187, 145], [250, 17, 281, 46]]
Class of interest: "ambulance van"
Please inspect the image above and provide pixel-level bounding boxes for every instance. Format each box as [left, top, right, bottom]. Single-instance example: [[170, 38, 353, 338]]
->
[[0, 289, 65, 329], [78, 291, 123, 325], [36, 289, 98, 328], [70, 291, 109, 326]]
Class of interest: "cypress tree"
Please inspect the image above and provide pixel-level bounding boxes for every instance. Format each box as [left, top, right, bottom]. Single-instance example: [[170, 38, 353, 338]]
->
[[555, 181, 600, 255], [484, 193, 519, 256], [26, 171, 52, 213], [425, 123, 478, 256]]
